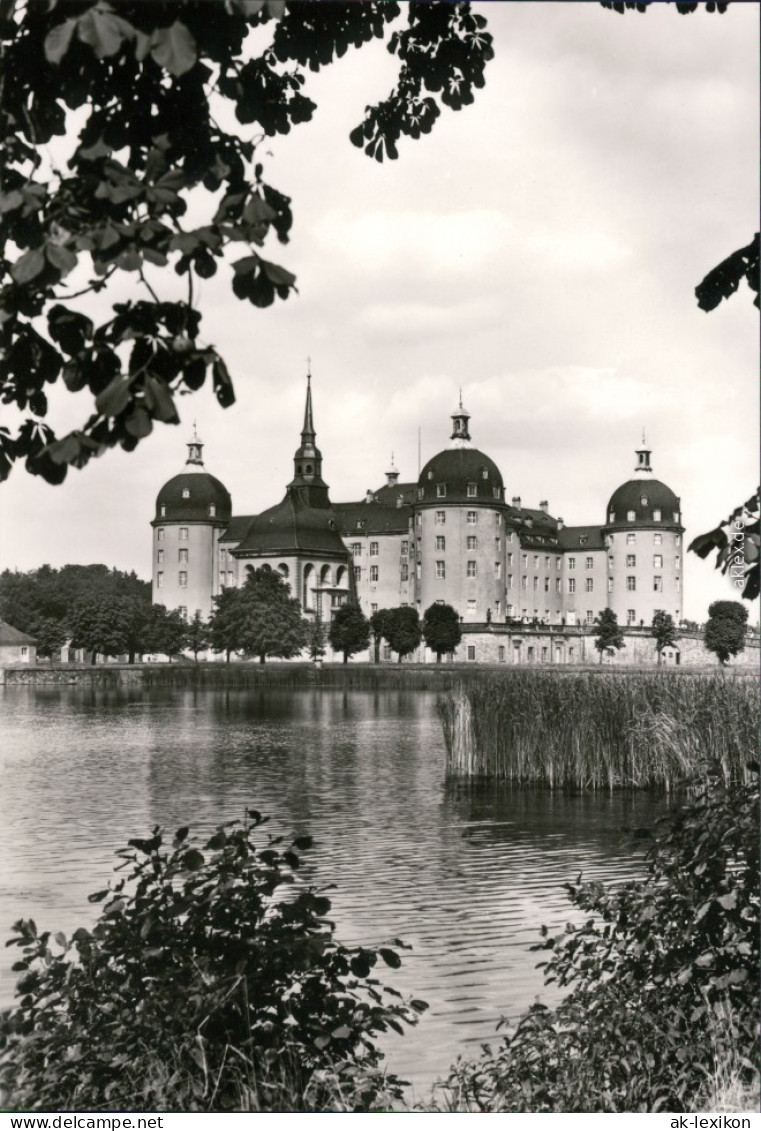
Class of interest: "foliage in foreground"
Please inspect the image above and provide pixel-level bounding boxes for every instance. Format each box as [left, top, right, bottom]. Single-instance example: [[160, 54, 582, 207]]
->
[[0, 814, 425, 1113], [435, 772, 759, 1113]]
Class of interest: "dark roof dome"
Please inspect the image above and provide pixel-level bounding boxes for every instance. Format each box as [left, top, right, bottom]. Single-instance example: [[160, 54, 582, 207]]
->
[[155, 471, 232, 522], [154, 432, 232, 523], [606, 478, 681, 528], [605, 440, 681, 528], [234, 493, 347, 557], [418, 447, 504, 504], [417, 399, 505, 504]]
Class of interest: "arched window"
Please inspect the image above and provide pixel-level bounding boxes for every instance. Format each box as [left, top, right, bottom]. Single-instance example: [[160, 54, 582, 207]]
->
[[278, 563, 289, 578], [182, 488, 190, 498], [302, 564, 315, 609], [336, 565, 347, 588], [320, 564, 332, 585]]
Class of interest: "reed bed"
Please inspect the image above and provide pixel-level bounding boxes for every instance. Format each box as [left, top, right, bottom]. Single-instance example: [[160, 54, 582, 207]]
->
[[440, 670, 758, 789], [139, 661, 476, 691]]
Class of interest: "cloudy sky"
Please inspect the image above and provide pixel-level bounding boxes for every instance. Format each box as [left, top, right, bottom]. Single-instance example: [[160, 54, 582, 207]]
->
[[1, 1, 758, 620]]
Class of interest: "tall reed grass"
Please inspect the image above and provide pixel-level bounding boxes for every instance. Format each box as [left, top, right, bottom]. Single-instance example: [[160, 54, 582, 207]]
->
[[440, 671, 758, 789]]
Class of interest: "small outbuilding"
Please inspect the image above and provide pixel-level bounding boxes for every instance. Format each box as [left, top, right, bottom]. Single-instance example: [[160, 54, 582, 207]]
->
[[0, 621, 37, 664]]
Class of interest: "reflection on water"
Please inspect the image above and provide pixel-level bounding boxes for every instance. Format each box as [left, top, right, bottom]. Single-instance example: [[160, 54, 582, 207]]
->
[[0, 686, 669, 1096]]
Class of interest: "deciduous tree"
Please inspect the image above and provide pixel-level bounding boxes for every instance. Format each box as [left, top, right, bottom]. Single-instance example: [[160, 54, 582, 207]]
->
[[422, 602, 461, 663], [0, 1, 493, 482], [328, 602, 370, 664], [594, 608, 624, 663], [237, 567, 307, 664], [145, 603, 187, 661], [703, 600, 748, 666], [651, 610, 678, 665], [184, 609, 209, 661], [382, 606, 422, 664]]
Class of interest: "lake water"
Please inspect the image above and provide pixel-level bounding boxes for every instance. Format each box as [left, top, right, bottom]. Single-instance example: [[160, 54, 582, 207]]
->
[[0, 685, 668, 1100]]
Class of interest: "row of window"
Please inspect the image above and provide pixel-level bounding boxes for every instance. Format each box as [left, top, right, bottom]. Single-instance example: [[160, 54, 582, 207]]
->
[[610, 508, 679, 523], [159, 501, 217, 517], [157, 527, 189, 542], [156, 571, 188, 588], [157, 549, 190, 563]]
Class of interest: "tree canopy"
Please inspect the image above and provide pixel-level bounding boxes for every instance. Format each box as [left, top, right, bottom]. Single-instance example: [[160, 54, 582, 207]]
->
[[235, 566, 307, 663], [382, 606, 422, 664], [328, 602, 369, 664], [422, 602, 461, 662], [0, 0, 493, 483], [651, 610, 678, 663], [594, 608, 624, 662], [703, 599, 748, 666]]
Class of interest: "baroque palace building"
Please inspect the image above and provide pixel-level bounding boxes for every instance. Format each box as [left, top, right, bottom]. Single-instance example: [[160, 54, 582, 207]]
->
[[151, 377, 685, 659]]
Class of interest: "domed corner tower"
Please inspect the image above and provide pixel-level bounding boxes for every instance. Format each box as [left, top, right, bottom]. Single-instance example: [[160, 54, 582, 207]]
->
[[603, 435, 684, 628], [151, 430, 233, 619], [415, 397, 509, 624]]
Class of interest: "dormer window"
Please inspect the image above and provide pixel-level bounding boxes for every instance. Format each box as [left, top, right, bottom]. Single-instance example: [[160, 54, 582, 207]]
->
[[653, 509, 662, 521], [627, 510, 636, 521], [579, 536, 588, 546], [493, 487, 500, 499], [467, 483, 477, 498], [418, 487, 425, 500], [481, 468, 488, 479], [673, 511, 679, 522], [160, 505, 166, 517], [209, 504, 216, 517], [437, 484, 446, 498], [182, 488, 190, 498], [640, 496, 648, 506], [608, 511, 615, 523]]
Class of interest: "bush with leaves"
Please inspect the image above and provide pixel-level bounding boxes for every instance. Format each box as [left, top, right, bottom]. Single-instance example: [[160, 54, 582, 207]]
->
[[437, 771, 759, 1113], [0, 813, 426, 1113]]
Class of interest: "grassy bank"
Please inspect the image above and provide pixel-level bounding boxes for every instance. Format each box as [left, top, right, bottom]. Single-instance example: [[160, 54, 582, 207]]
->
[[440, 670, 758, 789]]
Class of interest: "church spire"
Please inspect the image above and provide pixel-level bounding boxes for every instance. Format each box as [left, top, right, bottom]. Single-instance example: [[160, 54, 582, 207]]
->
[[289, 369, 328, 501], [186, 423, 204, 467]]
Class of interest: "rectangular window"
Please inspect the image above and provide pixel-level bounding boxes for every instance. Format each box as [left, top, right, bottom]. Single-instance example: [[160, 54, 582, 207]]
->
[[507, 574, 513, 589], [467, 535, 477, 550], [370, 565, 379, 582], [354, 566, 362, 582], [220, 548, 227, 563], [544, 556, 550, 569], [556, 556, 562, 569], [543, 577, 549, 591], [495, 561, 502, 579], [351, 542, 362, 558], [585, 556, 594, 570], [436, 560, 446, 579], [586, 610, 595, 625], [654, 533, 662, 545], [627, 609, 636, 625], [227, 571, 234, 586], [626, 576, 636, 591], [400, 563, 408, 581], [369, 541, 378, 557], [467, 599, 476, 613], [568, 578, 576, 594], [675, 534, 681, 545], [521, 575, 528, 590], [20, 646, 28, 656], [495, 599, 501, 615], [179, 571, 188, 588], [498, 646, 505, 662], [653, 554, 663, 568], [179, 527, 188, 541], [157, 571, 164, 588], [371, 603, 378, 613], [401, 540, 408, 556], [435, 511, 445, 525], [467, 561, 477, 578], [179, 606, 187, 620], [437, 483, 447, 498], [467, 483, 477, 498], [585, 578, 593, 592], [675, 555, 681, 568], [542, 646, 549, 661], [556, 578, 561, 593], [608, 554, 614, 569], [676, 575, 681, 590], [568, 557, 576, 570], [436, 535, 446, 551], [496, 513, 502, 526], [467, 645, 476, 660], [533, 576, 538, 591], [179, 548, 188, 563], [627, 533, 636, 545], [507, 552, 513, 566], [157, 528, 164, 542], [653, 576, 663, 591], [534, 555, 539, 568], [626, 554, 636, 567], [157, 549, 164, 564], [467, 511, 477, 525], [416, 514, 422, 528], [608, 576, 614, 592], [522, 554, 528, 568]]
